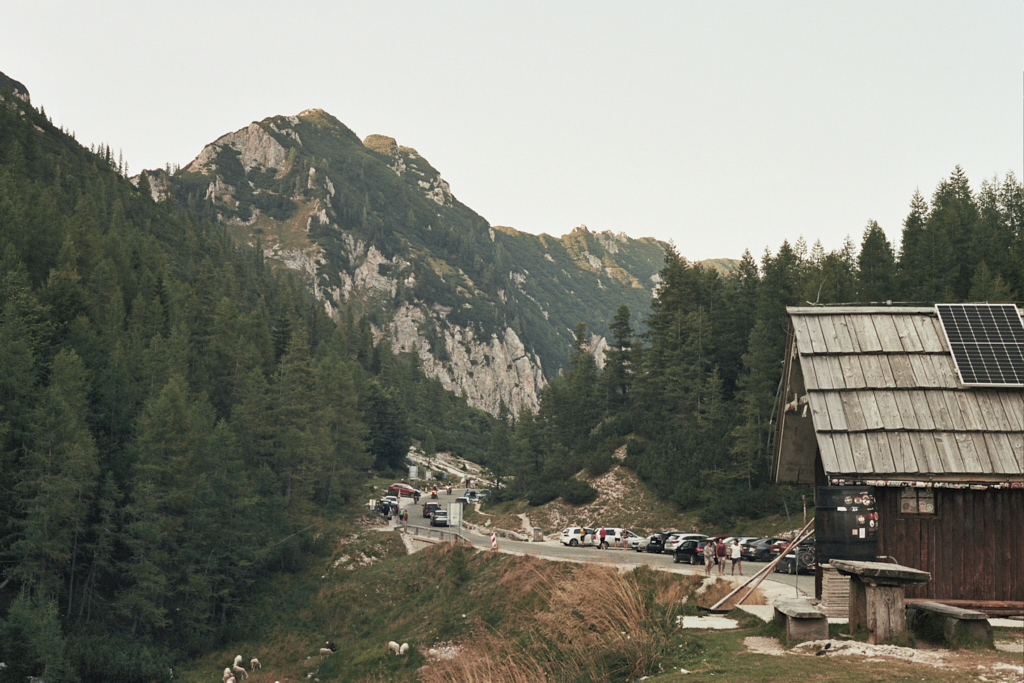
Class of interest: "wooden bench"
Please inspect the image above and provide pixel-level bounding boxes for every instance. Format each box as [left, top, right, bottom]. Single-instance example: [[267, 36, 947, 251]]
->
[[906, 601, 993, 646], [773, 598, 829, 643]]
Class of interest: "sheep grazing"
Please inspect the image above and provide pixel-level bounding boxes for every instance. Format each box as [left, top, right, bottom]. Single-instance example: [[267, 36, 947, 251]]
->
[[386, 641, 401, 655], [399, 643, 409, 655], [231, 655, 249, 680], [223, 667, 234, 682], [250, 658, 261, 671], [319, 647, 333, 660]]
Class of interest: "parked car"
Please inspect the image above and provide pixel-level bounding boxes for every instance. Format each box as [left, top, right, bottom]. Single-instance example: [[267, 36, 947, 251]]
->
[[620, 530, 643, 548], [596, 528, 641, 548], [673, 539, 710, 565], [634, 535, 652, 552], [741, 537, 782, 562], [775, 539, 815, 574], [422, 501, 441, 518], [560, 527, 596, 547], [643, 531, 684, 554], [463, 489, 479, 502], [476, 489, 490, 499], [430, 510, 449, 527], [665, 533, 707, 553], [388, 482, 421, 498]]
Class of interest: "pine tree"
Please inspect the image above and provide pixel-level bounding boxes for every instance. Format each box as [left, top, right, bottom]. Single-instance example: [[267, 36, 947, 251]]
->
[[10, 349, 99, 608], [857, 220, 896, 302]]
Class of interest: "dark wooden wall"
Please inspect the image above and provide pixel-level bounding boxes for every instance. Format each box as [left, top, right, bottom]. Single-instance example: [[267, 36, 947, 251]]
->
[[877, 487, 1023, 601]]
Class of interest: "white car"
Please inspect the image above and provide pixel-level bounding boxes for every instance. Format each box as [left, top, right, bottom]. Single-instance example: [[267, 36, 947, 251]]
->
[[594, 527, 639, 548], [625, 532, 645, 550], [560, 527, 596, 547]]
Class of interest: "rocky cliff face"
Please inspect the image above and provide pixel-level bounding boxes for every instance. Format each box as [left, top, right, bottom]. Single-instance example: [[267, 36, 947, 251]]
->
[[160, 109, 669, 416]]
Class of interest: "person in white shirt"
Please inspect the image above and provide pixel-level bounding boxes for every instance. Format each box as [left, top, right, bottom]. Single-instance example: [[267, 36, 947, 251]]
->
[[730, 540, 743, 576]]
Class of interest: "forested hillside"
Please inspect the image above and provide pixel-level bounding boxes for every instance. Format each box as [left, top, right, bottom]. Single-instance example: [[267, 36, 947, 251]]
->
[[0, 77, 495, 681], [497, 167, 1023, 522]]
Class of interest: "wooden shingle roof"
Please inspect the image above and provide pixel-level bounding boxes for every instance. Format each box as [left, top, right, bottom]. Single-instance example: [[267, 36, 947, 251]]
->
[[772, 306, 1024, 484]]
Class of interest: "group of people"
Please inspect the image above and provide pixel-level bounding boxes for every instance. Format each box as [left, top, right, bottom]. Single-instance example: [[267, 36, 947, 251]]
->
[[703, 538, 743, 576], [587, 527, 618, 549]]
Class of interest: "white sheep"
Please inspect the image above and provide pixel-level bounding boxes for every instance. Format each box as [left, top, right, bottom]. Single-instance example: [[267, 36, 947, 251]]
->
[[386, 641, 400, 655], [318, 647, 333, 659], [250, 658, 261, 671], [223, 667, 234, 682], [232, 655, 249, 680], [399, 643, 409, 655]]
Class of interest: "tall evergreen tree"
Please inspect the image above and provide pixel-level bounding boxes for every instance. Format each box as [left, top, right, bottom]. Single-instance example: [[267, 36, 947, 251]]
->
[[857, 220, 896, 302]]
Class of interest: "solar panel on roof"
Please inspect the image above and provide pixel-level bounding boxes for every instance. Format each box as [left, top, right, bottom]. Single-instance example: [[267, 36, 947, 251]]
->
[[935, 303, 1024, 387]]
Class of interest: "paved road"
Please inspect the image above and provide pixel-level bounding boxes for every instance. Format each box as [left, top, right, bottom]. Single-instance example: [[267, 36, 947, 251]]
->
[[397, 492, 812, 597]]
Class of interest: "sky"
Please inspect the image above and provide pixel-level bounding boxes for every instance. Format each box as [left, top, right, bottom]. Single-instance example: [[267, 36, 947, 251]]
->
[[3, 1, 1021, 262]]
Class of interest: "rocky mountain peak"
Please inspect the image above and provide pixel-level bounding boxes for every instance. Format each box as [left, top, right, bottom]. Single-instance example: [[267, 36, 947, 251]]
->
[[159, 110, 668, 416], [0, 71, 30, 104]]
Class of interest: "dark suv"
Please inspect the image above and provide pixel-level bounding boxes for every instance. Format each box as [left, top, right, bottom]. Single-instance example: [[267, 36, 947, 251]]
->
[[422, 501, 441, 518], [673, 539, 710, 565], [644, 530, 684, 554]]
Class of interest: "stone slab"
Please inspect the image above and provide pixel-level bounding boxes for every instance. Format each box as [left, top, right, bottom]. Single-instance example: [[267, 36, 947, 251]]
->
[[830, 559, 931, 586]]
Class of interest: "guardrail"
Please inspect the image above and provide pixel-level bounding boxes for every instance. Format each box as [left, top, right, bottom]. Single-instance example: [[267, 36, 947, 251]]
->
[[401, 524, 473, 546]]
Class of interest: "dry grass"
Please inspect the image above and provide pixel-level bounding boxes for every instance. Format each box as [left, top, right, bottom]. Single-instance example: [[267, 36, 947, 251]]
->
[[696, 576, 769, 610], [422, 563, 688, 682]]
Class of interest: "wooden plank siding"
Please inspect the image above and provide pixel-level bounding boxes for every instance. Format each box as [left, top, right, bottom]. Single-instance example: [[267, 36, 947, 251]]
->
[[879, 488, 1024, 602]]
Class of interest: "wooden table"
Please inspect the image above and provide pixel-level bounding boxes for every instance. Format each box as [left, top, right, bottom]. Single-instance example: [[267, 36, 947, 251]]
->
[[830, 559, 931, 644]]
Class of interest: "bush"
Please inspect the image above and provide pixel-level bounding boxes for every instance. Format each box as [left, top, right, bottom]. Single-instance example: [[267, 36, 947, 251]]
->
[[584, 448, 615, 477], [561, 479, 598, 506], [526, 480, 560, 507]]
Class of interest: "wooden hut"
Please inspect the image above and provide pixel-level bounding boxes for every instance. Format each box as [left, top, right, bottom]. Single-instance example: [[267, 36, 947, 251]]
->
[[772, 305, 1023, 607]]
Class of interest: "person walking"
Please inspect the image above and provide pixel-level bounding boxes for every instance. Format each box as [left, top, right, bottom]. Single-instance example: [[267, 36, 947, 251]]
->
[[702, 540, 715, 576], [715, 539, 727, 575], [730, 539, 743, 576]]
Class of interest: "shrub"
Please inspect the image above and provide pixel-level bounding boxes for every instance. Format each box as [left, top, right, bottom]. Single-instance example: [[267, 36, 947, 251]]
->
[[526, 480, 560, 507], [561, 479, 598, 506]]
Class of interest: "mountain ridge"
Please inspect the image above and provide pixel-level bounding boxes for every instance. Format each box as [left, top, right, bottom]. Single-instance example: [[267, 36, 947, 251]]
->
[[143, 108, 736, 414]]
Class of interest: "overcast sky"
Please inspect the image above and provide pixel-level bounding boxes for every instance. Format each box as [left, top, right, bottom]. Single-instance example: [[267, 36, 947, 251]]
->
[[4, 1, 1021, 261]]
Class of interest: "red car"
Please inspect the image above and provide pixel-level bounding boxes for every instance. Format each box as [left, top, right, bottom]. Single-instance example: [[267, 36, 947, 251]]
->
[[387, 482, 420, 498]]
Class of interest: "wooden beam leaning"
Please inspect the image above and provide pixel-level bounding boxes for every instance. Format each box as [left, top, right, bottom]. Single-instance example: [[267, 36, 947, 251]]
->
[[709, 518, 816, 612]]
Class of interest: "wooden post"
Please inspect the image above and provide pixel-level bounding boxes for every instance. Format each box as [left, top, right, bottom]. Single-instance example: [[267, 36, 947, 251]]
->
[[865, 585, 906, 644], [849, 580, 866, 633]]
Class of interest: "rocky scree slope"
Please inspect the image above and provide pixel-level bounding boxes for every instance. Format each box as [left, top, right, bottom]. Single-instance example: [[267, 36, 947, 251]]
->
[[144, 109, 668, 415]]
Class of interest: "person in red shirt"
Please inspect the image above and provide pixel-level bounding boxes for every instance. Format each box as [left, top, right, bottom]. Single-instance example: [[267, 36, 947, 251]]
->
[[715, 540, 727, 575]]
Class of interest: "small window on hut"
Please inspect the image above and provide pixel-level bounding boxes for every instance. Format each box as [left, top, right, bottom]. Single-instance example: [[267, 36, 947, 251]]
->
[[900, 488, 936, 515]]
